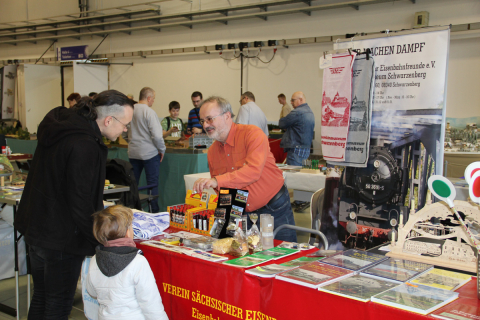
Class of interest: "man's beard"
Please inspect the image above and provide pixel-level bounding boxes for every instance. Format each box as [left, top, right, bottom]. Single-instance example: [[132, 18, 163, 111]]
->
[[205, 126, 221, 141]]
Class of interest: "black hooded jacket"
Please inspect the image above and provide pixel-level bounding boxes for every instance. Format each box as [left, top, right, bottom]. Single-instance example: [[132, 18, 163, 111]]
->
[[15, 107, 107, 256]]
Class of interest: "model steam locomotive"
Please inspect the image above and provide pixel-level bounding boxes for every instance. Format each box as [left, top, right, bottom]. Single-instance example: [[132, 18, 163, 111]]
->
[[337, 145, 410, 249]]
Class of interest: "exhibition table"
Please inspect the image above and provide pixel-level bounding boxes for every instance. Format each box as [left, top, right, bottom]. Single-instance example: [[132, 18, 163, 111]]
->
[[136, 239, 435, 320], [268, 138, 287, 164], [3, 139, 209, 211], [444, 151, 480, 178], [0, 185, 130, 319]]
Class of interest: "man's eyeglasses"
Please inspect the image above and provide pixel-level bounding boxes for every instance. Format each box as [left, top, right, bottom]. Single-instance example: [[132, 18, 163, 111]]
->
[[199, 112, 226, 126], [111, 116, 130, 130], [290, 98, 300, 103]]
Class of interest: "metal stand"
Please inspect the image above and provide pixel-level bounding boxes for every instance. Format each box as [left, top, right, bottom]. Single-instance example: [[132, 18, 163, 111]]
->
[[0, 199, 28, 320], [273, 224, 329, 250]]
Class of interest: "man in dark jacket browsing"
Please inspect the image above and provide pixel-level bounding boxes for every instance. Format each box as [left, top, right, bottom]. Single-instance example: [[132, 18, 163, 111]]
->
[[15, 90, 134, 320], [279, 91, 315, 166]]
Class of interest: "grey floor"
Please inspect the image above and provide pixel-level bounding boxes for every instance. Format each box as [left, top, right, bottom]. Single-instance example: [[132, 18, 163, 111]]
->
[[0, 190, 312, 320], [0, 276, 85, 320]]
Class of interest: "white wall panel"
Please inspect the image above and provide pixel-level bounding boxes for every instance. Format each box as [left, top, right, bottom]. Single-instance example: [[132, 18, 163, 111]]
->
[[73, 62, 108, 97], [23, 64, 61, 132]]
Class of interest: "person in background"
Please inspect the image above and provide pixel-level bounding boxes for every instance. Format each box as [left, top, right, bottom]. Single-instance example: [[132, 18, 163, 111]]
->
[[236, 91, 269, 136], [124, 87, 165, 213], [186, 91, 205, 135], [278, 93, 292, 119], [127, 94, 134, 100], [193, 96, 297, 242], [66, 92, 81, 108], [161, 101, 185, 139], [15, 90, 134, 319], [279, 91, 315, 166], [89, 92, 98, 98], [86, 205, 169, 320]]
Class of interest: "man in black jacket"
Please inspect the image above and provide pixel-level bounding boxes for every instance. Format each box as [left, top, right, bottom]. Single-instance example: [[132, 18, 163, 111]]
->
[[15, 90, 134, 320]]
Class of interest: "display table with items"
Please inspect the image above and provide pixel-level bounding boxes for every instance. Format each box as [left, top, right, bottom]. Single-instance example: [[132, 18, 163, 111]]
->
[[1, 140, 209, 211], [116, 187, 479, 320], [134, 231, 477, 320]]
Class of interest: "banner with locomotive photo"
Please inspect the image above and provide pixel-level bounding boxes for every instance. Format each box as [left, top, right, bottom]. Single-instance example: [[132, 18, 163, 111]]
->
[[1, 65, 16, 120], [323, 27, 449, 250]]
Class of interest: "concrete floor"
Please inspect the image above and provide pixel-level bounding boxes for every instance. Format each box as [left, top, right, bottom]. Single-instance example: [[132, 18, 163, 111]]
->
[[0, 276, 85, 320], [0, 189, 312, 320]]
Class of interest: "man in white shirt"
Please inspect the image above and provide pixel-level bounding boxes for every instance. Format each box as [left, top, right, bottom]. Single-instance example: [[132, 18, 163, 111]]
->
[[124, 87, 166, 212], [236, 91, 269, 136]]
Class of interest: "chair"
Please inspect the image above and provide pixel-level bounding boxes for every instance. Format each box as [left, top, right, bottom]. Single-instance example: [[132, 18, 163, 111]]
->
[[105, 159, 141, 210], [138, 184, 159, 213], [310, 188, 325, 245]]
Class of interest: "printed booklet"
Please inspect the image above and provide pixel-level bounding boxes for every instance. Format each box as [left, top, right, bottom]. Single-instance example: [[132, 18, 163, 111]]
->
[[319, 274, 399, 302], [410, 268, 472, 291], [320, 249, 388, 271], [245, 257, 321, 278], [371, 283, 459, 315], [430, 279, 480, 320], [361, 257, 433, 283], [275, 261, 354, 289]]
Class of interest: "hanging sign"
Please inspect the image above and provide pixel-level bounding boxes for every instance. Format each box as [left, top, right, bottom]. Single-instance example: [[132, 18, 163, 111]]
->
[[334, 27, 450, 174], [1, 65, 16, 119], [57, 45, 88, 61]]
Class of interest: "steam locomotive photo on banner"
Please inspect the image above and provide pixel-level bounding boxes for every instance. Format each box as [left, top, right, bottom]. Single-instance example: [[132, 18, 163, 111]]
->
[[332, 28, 449, 249]]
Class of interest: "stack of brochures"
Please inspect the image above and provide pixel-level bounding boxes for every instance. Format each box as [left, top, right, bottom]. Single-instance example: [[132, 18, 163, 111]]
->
[[275, 261, 354, 289], [223, 247, 299, 268], [132, 210, 170, 239], [141, 240, 228, 263]]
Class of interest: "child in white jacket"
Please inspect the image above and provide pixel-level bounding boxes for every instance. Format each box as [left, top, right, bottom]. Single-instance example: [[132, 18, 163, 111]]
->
[[86, 205, 168, 320]]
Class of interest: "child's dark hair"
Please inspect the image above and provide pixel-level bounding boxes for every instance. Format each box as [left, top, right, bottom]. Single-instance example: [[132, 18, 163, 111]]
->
[[72, 90, 135, 121], [92, 205, 133, 245], [169, 101, 180, 111]]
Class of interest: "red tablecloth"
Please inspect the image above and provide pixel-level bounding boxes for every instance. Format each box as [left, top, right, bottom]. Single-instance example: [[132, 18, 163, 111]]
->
[[137, 238, 436, 320], [269, 138, 287, 164]]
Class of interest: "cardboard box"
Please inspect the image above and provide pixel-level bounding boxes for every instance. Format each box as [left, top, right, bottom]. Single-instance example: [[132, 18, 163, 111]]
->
[[185, 190, 209, 208], [188, 208, 215, 236], [208, 194, 218, 209], [167, 203, 195, 230]]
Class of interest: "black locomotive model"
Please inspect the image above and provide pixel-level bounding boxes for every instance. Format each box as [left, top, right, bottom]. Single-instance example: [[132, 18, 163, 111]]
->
[[338, 145, 410, 249]]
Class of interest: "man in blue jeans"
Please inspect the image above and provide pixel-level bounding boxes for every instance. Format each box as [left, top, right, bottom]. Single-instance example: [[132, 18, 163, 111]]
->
[[279, 91, 315, 166], [124, 87, 166, 212]]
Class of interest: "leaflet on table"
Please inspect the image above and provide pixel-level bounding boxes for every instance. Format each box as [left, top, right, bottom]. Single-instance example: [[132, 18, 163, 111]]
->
[[306, 249, 343, 258], [245, 264, 295, 278], [320, 249, 387, 271], [245, 257, 321, 278], [141, 240, 227, 262], [223, 254, 271, 268], [222, 248, 287, 268], [252, 247, 299, 260], [275, 261, 354, 289], [410, 268, 472, 291], [371, 283, 459, 315], [430, 279, 479, 320], [319, 274, 399, 302], [166, 231, 203, 239], [279, 256, 322, 268], [360, 257, 433, 283]]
